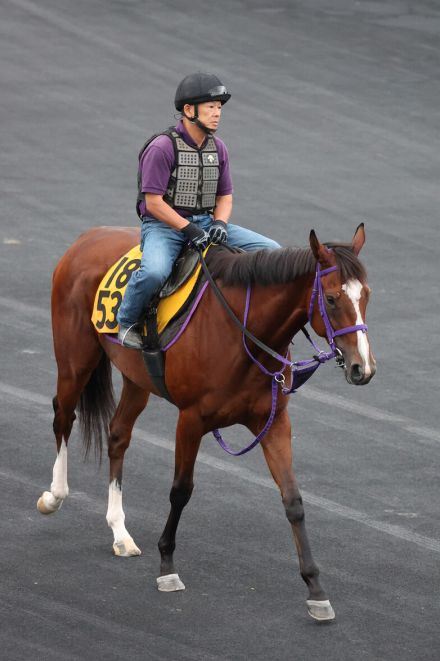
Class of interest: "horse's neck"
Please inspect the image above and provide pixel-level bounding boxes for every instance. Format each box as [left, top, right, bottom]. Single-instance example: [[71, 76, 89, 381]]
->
[[246, 275, 313, 351]]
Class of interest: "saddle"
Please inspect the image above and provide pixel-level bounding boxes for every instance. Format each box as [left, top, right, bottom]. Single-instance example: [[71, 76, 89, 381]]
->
[[92, 243, 204, 344], [92, 244, 207, 403]]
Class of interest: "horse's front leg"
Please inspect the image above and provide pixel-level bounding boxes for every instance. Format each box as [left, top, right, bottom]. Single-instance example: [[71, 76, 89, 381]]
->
[[259, 409, 335, 622], [157, 409, 202, 592]]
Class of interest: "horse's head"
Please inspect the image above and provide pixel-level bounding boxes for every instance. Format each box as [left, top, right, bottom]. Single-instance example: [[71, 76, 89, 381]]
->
[[309, 224, 376, 385]]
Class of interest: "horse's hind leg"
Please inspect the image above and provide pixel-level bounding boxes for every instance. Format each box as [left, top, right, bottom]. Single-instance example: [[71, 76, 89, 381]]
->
[[106, 376, 149, 557], [37, 334, 103, 514], [37, 370, 96, 514], [37, 394, 71, 514], [157, 410, 203, 592], [259, 410, 335, 622]]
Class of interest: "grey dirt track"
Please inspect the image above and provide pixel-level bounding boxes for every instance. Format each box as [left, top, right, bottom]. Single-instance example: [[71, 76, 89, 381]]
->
[[1, 1, 440, 660]]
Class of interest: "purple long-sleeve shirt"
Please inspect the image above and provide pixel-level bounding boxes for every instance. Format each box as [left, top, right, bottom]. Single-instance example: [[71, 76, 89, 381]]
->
[[138, 120, 233, 218]]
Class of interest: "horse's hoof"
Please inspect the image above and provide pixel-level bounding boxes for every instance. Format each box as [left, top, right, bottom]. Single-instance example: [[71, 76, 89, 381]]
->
[[157, 573, 186, 592], [306, 599, 335, 622], [37, 492, 63, 515], [113, 538, 142, 557]]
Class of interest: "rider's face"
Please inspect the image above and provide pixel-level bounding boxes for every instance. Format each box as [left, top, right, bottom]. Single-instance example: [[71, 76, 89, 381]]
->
[[187, 101, 222, 131]]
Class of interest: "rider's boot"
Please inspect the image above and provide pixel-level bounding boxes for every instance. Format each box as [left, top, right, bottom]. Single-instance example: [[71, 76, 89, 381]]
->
[[118, 323, 143, 349]]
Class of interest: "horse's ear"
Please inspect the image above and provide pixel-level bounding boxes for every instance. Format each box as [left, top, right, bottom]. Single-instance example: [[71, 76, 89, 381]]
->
[[351, 223, 365, 255], [309, 229, 332, 265], [309, 230, 320, 259]]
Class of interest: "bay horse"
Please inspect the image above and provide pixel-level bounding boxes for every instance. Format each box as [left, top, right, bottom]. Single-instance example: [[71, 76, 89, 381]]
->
[[37, 223, 375, 621]]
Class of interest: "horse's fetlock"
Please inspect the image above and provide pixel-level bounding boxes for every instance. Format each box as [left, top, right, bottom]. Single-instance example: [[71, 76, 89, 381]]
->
[[41, 491, 64, 511], [301, 562, 320, 581], [158, 540, 175, 556], [106, 509, 124, 528], [51, 485, 69, 500]]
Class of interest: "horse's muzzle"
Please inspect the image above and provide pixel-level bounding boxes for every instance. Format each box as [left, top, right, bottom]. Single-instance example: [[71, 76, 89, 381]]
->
[[345, 360, 376, 385]]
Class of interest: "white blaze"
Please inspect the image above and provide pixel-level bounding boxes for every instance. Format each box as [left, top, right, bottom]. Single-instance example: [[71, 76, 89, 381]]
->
[[342, 279, 371, 377]]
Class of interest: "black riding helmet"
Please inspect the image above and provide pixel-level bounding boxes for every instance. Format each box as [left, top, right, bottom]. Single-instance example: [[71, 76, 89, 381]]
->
[[174, 73, 231, 111]]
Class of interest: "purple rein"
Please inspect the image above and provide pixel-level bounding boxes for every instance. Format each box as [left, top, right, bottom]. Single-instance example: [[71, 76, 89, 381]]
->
[[212, 262, 368, 456]]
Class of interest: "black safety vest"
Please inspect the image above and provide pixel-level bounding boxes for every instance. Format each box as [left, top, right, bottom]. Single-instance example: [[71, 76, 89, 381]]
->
[[136, 128, 220, 219]]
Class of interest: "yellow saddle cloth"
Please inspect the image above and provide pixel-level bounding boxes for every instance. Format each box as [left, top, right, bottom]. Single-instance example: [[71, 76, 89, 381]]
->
[[91, 245, 204, 334]]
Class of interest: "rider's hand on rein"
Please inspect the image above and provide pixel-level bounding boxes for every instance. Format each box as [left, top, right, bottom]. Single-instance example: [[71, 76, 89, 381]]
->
[[181, 222, 210, 250], [209, 220, 228, 244]]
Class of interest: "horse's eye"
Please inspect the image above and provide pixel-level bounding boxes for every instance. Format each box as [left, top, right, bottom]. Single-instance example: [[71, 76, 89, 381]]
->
[[326, 295, 336, 307]]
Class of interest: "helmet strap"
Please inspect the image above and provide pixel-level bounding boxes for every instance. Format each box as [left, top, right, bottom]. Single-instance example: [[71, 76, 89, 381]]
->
[[183, 104, 214, 135]]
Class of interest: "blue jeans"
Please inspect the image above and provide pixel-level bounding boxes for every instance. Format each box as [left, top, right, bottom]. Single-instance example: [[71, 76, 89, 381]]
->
[[117, 214, 280, 327]]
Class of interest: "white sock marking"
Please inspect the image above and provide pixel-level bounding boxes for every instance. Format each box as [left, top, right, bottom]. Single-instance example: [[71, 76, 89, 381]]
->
[[50, 442, 69, 500], [106, 479, 131, 543], [342, 280, 371, 376]]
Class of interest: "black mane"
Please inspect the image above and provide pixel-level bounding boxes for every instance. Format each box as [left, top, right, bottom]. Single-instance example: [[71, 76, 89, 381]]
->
[[205, 243, 367, 286]]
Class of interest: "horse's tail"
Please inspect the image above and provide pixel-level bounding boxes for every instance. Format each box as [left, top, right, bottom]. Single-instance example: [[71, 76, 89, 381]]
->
[[77, 352, 115, 462]]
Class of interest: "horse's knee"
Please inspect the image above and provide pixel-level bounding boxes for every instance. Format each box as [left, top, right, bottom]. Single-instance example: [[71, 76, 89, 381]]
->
[[300, 560, 320, 585], [170, 482, 193, 509], [283, 494, 304, 525]]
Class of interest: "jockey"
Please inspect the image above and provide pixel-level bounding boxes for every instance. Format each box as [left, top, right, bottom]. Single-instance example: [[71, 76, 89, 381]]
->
[[117, 72, 280, 348]]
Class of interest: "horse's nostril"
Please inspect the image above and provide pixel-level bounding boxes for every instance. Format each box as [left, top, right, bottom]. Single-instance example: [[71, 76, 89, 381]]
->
[[350, 364, 364, 384]]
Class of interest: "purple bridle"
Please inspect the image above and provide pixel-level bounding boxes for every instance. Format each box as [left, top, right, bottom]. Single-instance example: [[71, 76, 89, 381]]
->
[[308, 263, 368, 356], [213, 261, 368, 456]]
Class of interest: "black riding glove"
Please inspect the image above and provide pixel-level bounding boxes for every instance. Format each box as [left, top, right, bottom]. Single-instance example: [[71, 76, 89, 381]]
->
[[209, 220, 228, 244], [181, 222, 210, 250]]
